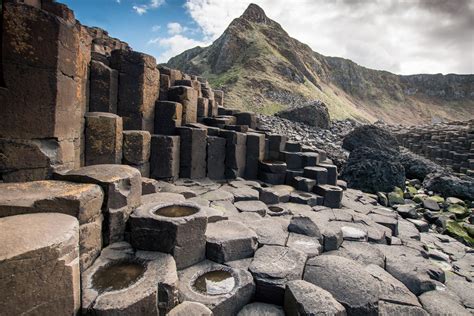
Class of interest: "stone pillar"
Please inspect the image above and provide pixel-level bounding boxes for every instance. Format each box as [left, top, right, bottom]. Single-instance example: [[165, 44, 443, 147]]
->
[[150, 135, 180, 181], [246, 132, 265, 179], [89, 60, 118, 113], [207, 136, 226, 180], [177, 127, 207, 179], [57, 165, 142, 246], [0, 213, 81, 315], [267, 134, 287, 161], [214, 90, 224, 106], [85, 112, 123, 166], [159, 74, 171, 101], [110, 50, 159, 133], [168, 86, 198, 124], [0, 2, 91, 181], [197, 97, 209, 118], [154, 101, 182, 135], [208, 99, 218, 117], [235, 112, 257, 129], [219, 130, 247, 179], [123, 130, 151, 177]]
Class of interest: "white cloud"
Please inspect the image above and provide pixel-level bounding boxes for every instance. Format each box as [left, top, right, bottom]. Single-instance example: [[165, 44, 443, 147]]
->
[[116, 0, 121, 3], [133, 0, 165, 15], [167, 22, 187, 35], [148, 34, 209, 63], [183, 0, 474, 74], [152, 25, 161, 32]]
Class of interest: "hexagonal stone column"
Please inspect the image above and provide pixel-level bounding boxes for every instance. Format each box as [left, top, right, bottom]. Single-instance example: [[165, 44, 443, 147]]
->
[[155, 101, 183, 135], [0, 213, 80, 315], [205, 220, 258, 263], [57, 164, 142, 246], [207, 136, 226, 180], [150, 135, 180, 181], [89, 60, 118, 113], [284, 280, 346, 316], [177, 127, 207, 179], [314, 184, 343, 208], [82, 242, 178, 315], [249, 245, 307, 305], [110, 50, 160, 133], [246, 133, 266, 179], [0, 180, 104, 270], [122, 130, 151, 177], [168, 86, 198, 124], [130, 202, 207, 269], [85, 112, 123, 166], [178, 260, 255, 315], [219, 130, 247, 179]]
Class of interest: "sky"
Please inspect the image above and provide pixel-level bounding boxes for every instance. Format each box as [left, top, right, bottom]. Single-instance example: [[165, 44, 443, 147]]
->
[[62, 0, 474, 75]]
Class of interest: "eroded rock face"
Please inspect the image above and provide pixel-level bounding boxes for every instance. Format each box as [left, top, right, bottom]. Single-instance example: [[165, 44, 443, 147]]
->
[[81, 242, 178, 315], [0, 213, 81, 315]]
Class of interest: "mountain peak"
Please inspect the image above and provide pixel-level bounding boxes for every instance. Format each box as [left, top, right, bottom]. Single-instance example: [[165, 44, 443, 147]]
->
[[241, 3, 268, 24]]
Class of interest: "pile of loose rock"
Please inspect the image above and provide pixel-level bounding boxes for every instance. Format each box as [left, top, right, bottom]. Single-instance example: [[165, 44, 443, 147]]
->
[[257, 114, 358, 168]]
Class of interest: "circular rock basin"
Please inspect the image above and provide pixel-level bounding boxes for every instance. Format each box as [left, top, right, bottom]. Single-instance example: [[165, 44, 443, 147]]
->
[[193, 270, 236, 295], [269, 206, 284, 213], [299, 193, 313, 198], [154, 204, 199, 217], [92, 261, 146, 293]]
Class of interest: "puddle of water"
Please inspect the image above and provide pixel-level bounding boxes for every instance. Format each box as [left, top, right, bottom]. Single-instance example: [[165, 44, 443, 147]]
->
[[154, 205, 198, 217], [92, 261, 145, 293], [193, 270, 235, 295]]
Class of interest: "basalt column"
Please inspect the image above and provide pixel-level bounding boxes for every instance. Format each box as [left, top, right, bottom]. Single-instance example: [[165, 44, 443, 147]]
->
[[177, 127, 207, 179], [0, 2, 91, 181], [110, 49, 159, 133]]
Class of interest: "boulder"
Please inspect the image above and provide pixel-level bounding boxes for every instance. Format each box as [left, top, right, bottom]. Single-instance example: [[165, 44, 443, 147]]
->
[[341, 146, 405, 193], [276, 101, 331, 129], [0, 213, 80, 315], [284, 280, 346, 316], [303, 255, 379, 315], [399, 149, 444, 180], [342, 125, 399, 152], [423, 172, 474, 200]]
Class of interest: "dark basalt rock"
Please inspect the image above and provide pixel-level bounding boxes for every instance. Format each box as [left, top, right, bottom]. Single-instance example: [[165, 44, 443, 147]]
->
[[341, 147, 405, 193], [423, 172, 474, 200], [342, 125, 399, 152], [276, 101, 331, 129]]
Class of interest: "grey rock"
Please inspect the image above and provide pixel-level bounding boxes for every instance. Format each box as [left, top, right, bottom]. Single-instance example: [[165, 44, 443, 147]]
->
[[419, 290, 471, 316], [249, 246, 307, 305], [238, 302, 285, 316], [205, 220, 258, 263], [286, 233, 322, 258], [284, 280, 346, 316], [304, 255, 379, 316], [235, 200, 269, 216]]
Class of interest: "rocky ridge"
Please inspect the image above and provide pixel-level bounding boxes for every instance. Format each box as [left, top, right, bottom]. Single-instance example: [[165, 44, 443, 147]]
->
[[167, 4, 474, 124]]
